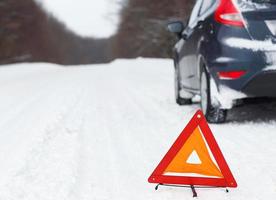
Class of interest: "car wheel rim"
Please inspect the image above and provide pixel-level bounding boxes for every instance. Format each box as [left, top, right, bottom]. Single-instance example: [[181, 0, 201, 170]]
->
[[201, 72, 208, 115]]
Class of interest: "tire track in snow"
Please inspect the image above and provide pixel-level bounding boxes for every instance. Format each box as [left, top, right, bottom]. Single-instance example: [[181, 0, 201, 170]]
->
[[68, 67, 197, 200], [0, 77, 87, 200]]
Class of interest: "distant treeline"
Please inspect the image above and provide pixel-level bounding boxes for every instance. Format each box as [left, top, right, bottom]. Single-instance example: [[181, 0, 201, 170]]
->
[[0, 0, 113, 65], [0, 0, 194, 65]]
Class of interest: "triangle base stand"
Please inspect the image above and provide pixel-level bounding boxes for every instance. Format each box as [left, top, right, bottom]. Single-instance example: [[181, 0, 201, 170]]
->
[[191, 185, 197, 198], [155, 183, 229, 198]]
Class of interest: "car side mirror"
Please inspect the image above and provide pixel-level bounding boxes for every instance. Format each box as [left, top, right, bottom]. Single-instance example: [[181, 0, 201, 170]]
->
[[167, 21, 185, 38]]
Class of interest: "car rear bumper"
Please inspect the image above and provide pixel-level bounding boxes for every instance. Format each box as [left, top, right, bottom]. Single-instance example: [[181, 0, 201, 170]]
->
[[242, 70, 276, 97], [208, 68, 276, 109], [211, 68, 276, 97], [207, 35, 276, 103]]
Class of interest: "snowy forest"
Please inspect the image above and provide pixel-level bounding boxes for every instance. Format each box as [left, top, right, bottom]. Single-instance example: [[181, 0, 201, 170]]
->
[[0, 0, 113, 65], [0, 0, 194, 65]]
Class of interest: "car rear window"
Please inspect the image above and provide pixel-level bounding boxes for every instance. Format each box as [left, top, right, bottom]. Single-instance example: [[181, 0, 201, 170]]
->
[[236, 0, 276, 11]]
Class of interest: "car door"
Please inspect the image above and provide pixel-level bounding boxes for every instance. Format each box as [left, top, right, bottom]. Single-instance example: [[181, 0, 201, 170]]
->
[[189, 0, 218, 90], [178, 0, 203, 91]]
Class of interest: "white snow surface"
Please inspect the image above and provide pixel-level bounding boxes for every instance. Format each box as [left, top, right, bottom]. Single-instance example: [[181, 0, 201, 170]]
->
[[186, 150, 202, 165], [0, 58, 275, 199]]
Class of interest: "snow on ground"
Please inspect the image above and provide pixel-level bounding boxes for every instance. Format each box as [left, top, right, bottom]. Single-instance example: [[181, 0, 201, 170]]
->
[[0, 58, 275, 200]]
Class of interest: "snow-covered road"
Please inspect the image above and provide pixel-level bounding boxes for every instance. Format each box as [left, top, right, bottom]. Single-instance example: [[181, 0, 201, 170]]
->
[[0, 58, 275, 200]]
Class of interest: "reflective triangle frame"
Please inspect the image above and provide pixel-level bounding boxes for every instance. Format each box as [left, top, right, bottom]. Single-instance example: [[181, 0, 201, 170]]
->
[[148, 110, 237, 188]]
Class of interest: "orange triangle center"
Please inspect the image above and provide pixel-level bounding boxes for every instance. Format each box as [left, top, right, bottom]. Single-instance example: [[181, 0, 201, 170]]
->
[[164, 127, 223, 178]]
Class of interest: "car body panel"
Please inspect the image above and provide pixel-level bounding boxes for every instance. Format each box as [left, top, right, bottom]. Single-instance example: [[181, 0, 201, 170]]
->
[[174, 0, 276, 109]]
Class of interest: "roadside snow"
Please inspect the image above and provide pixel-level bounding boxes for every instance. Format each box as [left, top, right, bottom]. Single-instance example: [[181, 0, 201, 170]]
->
[[0, 59, 275, 200]]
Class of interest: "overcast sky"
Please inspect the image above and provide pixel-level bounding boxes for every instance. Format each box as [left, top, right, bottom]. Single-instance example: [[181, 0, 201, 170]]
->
[[37, 0, 121, 38]]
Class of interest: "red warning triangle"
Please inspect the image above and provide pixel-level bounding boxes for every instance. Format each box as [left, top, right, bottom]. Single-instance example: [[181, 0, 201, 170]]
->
[[148, 110, 237, 188]]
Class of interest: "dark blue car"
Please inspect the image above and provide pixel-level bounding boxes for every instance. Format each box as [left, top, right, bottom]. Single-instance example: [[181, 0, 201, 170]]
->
[[169, 0, 276, 123]]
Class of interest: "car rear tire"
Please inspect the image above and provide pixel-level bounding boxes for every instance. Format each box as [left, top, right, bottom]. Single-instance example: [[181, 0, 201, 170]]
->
[[175, 65, 192, 105], [200, 67, 227, 124]]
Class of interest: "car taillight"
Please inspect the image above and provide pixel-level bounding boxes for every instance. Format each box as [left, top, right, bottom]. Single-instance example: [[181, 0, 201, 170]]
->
[[217, 71, 247, 80], [215, 0, 245, 27]]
